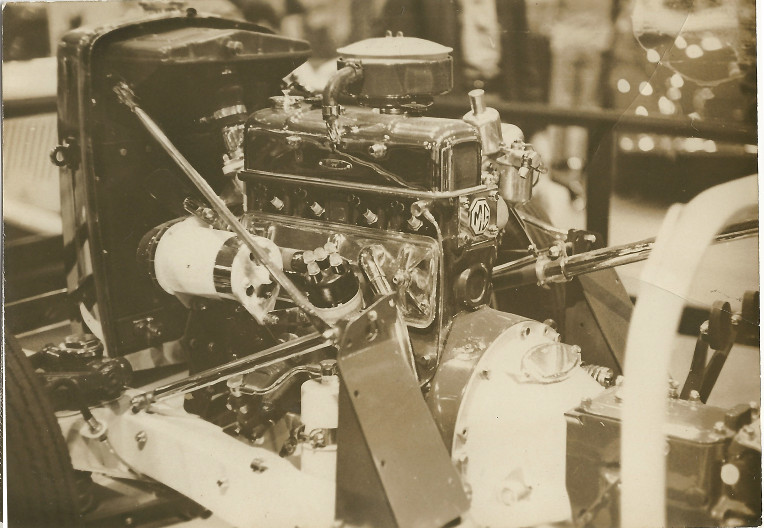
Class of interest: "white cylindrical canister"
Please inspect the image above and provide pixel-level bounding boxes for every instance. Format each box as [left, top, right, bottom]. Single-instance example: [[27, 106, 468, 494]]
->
[[154, 217, 236, 298], [151, 216, 282, 322], [300, 376, 339, 481]]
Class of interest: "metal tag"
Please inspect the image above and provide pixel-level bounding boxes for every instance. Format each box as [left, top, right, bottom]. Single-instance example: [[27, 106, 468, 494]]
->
[[469, 198, 490, 235]]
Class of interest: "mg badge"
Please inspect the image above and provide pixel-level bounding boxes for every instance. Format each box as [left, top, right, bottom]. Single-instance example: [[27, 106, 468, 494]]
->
[[468, 198, 490, 235]]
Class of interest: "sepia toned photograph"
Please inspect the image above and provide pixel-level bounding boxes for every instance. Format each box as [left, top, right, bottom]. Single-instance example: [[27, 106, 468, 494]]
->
[[2, 0, 759, 526]]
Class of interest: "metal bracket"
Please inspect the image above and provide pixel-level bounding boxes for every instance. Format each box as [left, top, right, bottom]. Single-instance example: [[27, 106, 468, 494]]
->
[[335, 294, 469, 527]]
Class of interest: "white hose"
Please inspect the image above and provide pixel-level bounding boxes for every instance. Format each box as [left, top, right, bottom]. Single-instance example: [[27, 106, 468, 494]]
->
[[620, 174, 758, 528]]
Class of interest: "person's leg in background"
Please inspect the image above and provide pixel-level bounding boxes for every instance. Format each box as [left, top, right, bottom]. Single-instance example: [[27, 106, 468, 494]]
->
[[564, 49, 605, 208], [547, 45, 577, 169]]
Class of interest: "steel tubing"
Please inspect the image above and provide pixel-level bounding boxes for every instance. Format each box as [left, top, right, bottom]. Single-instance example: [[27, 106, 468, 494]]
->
[[131, 332, 332, 408]]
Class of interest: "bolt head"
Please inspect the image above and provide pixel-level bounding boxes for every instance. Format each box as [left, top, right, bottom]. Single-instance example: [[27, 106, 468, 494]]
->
[[417, 353, 436, 369], [135, 431, 147, 449], [368, 143, 388, 159], [742, 424, 756, 438], [225, 40, 243, 54], [250, 458, 268, 473], [286, 135, 302, 148]]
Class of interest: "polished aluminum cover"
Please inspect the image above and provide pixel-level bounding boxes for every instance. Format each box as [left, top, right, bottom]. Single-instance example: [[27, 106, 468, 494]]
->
[[336, 34, 453, 102], [245, 101, 480, 192]]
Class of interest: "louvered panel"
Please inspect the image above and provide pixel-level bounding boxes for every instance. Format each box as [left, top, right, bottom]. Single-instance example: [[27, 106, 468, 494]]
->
[[3, 112, 60, 213]]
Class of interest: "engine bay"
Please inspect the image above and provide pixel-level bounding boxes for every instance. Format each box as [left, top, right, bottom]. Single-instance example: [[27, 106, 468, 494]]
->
[[6, 8, 760, 528]]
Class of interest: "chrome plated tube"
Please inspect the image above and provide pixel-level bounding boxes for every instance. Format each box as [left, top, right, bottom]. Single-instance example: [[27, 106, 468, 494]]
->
[[493, 219, 757, 289], [492, 254, 537, 276], [545, 239, 655, 279], [359, 246, 394, 295], [131, 332, 331, 409], [113, 82, 333, 337], [548, 220, 758, 281]]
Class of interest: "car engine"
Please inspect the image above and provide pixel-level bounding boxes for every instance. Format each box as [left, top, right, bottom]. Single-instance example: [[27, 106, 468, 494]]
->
[[8, 9, 759, 528]]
